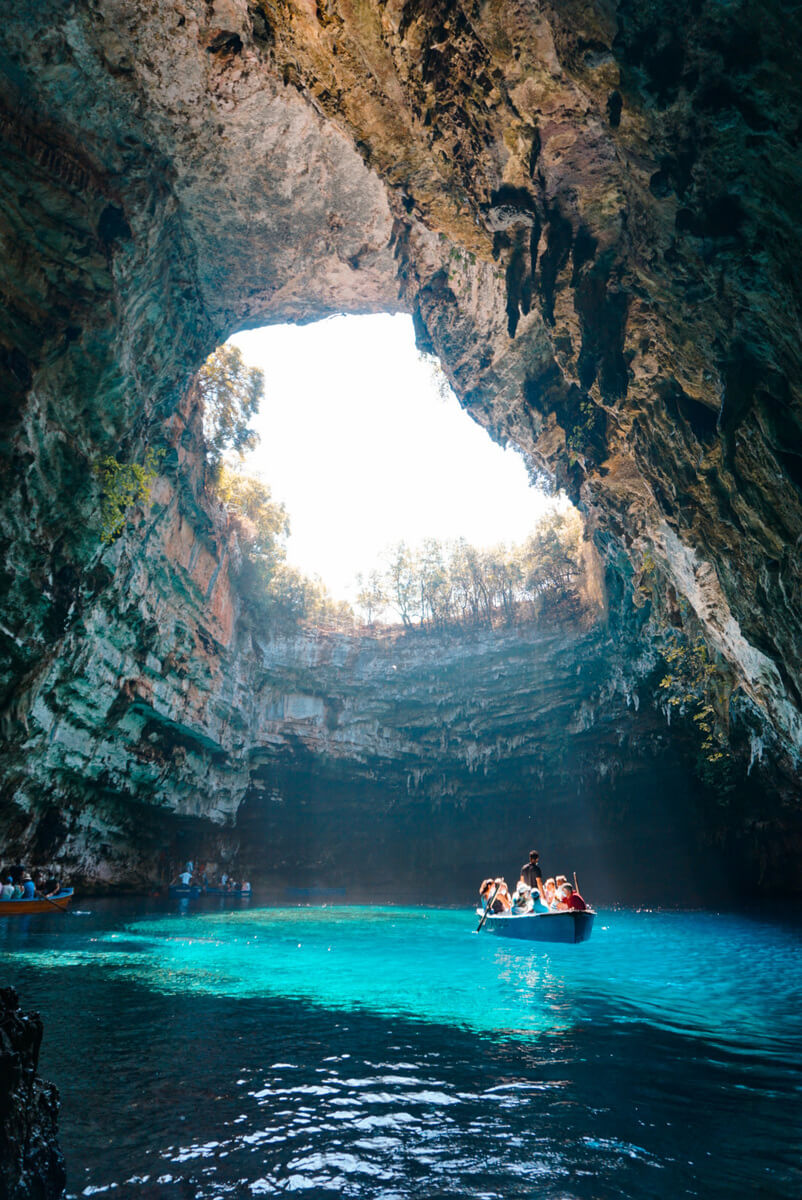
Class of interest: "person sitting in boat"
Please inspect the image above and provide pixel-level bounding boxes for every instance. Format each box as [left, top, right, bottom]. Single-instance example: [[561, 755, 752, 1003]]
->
[[1, 877, 14, 900], [479, 878, 510, 913], [511, 880, 534, 913], [241, 880, 251, 895], [557, 883, 587, 911], [538, 878, 558, 910], [42, 873, 61, 898], [554, 875, 569, 901], [21, 872, 36, 899]]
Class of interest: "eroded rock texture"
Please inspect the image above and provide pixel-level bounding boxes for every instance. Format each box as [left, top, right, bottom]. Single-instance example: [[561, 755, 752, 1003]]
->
[[0, 988, 65, 1200], [0, 2, 800, 889]]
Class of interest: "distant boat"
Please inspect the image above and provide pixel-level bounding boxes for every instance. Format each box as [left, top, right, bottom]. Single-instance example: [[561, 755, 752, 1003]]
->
[[477, 907, 595, 943], [168, 884, 251, 898], [203, 886, 251, 898], [169, 884, 203, 897], [0, 888, 73, 915]]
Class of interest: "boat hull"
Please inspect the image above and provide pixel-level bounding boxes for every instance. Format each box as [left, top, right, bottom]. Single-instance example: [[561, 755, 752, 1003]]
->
[[478, 908, 595, 944], [0, 888, 73, 915]]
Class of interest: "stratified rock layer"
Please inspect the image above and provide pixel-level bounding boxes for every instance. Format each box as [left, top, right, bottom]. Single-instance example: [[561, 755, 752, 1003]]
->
[[0, 2, 800, 887]]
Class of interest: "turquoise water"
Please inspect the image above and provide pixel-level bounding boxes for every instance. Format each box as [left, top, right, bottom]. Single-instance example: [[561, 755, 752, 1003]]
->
[[3, 900, 802, 1198]]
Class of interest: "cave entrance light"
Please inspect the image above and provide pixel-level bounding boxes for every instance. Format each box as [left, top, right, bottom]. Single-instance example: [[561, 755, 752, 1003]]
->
[[229, 313, 557, 612]]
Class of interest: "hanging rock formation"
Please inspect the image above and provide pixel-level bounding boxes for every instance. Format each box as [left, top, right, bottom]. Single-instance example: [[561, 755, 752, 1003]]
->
[[0, 2, 800, 884]]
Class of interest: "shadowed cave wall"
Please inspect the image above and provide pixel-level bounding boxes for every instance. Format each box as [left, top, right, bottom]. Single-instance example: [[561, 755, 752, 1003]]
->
[[0, 1, 801, 894]]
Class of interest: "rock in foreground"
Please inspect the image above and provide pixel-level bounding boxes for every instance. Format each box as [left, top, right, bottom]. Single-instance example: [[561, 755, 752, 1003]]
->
[[0, 988, 65, 1200]]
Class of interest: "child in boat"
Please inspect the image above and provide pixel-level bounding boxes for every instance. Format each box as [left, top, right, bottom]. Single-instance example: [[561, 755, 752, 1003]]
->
[[511, 880, 534, 913], [539, 878, 558, 910]]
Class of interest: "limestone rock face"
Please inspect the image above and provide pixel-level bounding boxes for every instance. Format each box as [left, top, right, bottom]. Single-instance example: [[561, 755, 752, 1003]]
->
[[0, 2, 800, 883]]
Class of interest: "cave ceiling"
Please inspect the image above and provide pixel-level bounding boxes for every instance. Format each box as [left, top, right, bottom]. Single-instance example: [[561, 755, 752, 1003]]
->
[[0, 0, 801, 872]]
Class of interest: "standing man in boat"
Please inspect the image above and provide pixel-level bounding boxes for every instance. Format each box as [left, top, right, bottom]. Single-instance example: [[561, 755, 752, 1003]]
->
[[521, 850, 544, 894]]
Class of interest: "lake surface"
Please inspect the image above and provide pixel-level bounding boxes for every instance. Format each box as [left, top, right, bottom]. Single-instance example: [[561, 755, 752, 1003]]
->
[[3, 900, 801, 1199]]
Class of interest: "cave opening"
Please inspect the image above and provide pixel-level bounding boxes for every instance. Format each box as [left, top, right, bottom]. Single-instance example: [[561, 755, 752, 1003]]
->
[[219, 311, 563, 621]]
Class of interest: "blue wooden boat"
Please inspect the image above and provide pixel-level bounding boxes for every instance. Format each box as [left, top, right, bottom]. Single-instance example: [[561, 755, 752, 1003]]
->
[[477, 907, 595, 944]]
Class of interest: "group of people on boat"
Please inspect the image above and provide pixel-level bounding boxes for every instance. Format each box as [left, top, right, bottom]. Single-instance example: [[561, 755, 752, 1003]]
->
[[171, 861, 251, 894], [1, 864, 62, 901], [479, 849, 588, 915]]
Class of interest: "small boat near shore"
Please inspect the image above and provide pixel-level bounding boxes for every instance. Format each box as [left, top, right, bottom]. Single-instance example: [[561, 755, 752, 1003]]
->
[[0, 888, 74, 916], [169, 884, 251, 898], [477, 907, 595, 944]]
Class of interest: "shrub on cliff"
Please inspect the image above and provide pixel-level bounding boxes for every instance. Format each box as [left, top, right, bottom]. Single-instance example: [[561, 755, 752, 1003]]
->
[[95, 448, 162, 543]]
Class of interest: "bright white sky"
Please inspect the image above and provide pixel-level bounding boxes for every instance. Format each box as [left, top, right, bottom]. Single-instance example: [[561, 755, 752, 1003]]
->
[[230, 314, 554, 603]]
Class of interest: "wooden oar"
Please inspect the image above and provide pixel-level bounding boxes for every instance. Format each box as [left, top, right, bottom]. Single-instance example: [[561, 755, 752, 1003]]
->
[[476, 883, 500, 932], [39, 890, 72, 914]]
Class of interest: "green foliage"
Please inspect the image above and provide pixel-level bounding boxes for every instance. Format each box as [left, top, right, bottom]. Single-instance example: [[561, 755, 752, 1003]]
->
[[416, 352, 452, 403], [566, 397, 599, 460], [215, 465, 288, 560], [95, 448, 163, 544], [658, 631, 733, 784], [521, 507, 583, 597], [356, 504, 586, 630], [197, 344, 263, 471], [216, 465, 353, 632], [355, 570, 387, 625], [259, 564, 353, 631]]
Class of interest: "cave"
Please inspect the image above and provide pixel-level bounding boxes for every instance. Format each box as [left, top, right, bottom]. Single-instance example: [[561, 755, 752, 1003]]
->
[[1, 0, 801, 902], [3, 3, 802, 1197]]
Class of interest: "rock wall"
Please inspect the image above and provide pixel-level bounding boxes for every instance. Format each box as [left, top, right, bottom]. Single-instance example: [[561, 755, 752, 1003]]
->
[[0, 2, 800, 888], [0, 988, 65, 1200]]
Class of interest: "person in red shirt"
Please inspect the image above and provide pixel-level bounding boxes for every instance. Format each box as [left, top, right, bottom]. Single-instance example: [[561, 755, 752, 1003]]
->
[[559, 884, 587, 911]]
